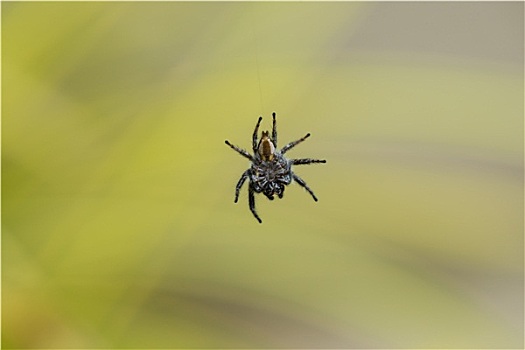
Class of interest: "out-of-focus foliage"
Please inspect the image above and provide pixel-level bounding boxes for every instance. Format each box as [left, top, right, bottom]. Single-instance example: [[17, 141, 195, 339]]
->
[[2, 2, 523, 349]]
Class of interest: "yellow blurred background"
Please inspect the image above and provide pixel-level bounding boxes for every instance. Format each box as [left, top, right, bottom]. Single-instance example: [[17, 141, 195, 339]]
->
[[2, 2, 523, 348]]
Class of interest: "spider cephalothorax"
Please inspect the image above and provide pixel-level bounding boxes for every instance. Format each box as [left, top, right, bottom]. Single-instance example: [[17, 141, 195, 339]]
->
[[225, 112, 326, 223]]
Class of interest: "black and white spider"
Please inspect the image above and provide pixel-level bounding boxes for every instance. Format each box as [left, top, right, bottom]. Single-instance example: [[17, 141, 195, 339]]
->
[[225, 112, 326, 223]]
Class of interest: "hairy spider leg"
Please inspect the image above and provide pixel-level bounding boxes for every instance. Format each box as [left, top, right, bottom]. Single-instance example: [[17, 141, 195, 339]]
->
[[271, 112, 277, 147], [291, 158, 327, 165], [225, 140, 254, 161], [292, 173, 318, 202], [248, 186, 263, 223], [280, 133, 311, 154], [234, 169, 250, 203], [252, 116, 263, 153]]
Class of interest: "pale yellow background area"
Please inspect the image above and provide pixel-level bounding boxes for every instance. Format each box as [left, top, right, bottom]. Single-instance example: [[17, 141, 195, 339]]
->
[[2, 2, 523, 348]]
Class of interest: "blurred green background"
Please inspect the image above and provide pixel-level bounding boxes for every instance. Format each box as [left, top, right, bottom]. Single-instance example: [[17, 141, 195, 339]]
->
[[2, 2, 523, 349]]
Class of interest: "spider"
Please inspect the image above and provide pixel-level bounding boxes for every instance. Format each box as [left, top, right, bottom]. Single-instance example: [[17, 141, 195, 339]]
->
[[225, 112, 326, 223]]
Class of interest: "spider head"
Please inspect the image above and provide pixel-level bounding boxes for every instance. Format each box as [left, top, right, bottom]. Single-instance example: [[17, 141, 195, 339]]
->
[[258, 131, 275, 161], [262, 181, 285, 199]]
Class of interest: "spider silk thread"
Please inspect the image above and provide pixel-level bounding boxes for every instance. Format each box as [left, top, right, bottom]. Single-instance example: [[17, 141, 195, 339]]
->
[[250, 11, 265, 115]]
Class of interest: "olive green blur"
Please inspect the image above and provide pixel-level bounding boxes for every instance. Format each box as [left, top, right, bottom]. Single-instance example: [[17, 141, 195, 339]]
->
[[2, 2, 523, 348]]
